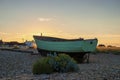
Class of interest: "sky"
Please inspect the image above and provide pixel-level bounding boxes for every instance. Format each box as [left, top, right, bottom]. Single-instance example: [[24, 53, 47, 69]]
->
[[0, 0, 120, 46]]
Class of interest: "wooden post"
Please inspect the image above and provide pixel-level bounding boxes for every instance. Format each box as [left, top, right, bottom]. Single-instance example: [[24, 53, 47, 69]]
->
[[41, 33, 42, 36], [87, 53, 90, 63]]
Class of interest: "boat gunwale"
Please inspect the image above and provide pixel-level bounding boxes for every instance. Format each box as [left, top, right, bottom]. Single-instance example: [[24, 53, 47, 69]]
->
[[33, 35, 97, 42]]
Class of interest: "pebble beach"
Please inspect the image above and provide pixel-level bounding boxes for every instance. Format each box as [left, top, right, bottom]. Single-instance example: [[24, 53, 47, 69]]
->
[[0, 50, 120, 80]]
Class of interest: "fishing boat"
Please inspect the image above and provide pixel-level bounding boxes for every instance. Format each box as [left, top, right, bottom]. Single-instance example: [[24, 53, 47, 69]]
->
[[33, 35, 98, 63], [33, 35, 98, 53]]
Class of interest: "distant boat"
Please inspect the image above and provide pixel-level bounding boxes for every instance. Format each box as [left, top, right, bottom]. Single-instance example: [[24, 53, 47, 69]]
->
[[33, 35, 98, 53]]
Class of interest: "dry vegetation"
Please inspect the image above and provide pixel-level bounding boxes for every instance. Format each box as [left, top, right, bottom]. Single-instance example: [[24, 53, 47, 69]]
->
[[96, 46, 120, 55]]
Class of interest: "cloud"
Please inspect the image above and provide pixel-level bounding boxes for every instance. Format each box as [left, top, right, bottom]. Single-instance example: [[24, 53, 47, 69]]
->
[[0, 32, 10, 35], [38, 18, 52, 22], [61, 24, 65, 26]]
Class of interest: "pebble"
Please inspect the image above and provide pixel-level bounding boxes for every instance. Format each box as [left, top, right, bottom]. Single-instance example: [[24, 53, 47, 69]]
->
[[0, 51, 120, 80]]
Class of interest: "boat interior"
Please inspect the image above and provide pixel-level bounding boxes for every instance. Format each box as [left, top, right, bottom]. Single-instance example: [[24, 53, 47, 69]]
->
[[33, 36, 84, 41]]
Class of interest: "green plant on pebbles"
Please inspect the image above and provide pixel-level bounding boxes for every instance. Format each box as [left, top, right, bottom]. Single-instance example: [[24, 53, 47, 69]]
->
[[32, 53, 79, 74], [32, 57, 54, 74]]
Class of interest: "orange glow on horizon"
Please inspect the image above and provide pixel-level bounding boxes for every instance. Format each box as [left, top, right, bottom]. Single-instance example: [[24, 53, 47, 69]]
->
[[1, 33, 120, 47]]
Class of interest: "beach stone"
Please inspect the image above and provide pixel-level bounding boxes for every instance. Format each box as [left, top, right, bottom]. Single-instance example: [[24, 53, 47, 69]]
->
[[0, 50, 120, 80]]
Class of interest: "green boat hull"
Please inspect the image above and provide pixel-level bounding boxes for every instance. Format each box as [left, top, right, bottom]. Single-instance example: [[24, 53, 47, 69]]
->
[[33, 36, 98, 53]]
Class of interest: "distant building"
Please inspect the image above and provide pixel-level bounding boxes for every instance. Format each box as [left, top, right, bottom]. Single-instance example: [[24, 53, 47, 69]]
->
[[25, 40, 36, 48], [4, 41, 25, 47]]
